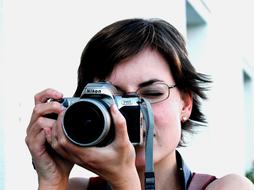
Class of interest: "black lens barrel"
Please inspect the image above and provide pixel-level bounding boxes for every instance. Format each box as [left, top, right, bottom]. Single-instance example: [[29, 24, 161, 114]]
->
[[62, 99, 113, 147]]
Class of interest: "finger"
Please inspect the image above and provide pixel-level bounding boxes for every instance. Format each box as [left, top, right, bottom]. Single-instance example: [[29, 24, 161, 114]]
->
[[110, 105, 130, 144], [26, 119, 56, 159], [27, 117, 55, 136], [26, 129, 47, 158], [51, 111, 99, 163], [34, 88, 63, 105], [44, 126, 53, 145], [49, 111, 72, 158], [50, 118, 59, 150], [28, 101, 64, 129], [55, 111, 67, 144], [50, 110, 65, 148]]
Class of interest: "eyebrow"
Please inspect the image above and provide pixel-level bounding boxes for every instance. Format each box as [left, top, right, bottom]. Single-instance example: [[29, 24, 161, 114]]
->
[[138, 79, 163, 88], [113, 79, 164, 92]]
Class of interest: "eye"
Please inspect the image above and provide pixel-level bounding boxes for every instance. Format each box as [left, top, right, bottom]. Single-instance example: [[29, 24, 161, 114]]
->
[[141, 90, 164, 96], [139, 88, 165, 100], [137, 83, 174, 103]]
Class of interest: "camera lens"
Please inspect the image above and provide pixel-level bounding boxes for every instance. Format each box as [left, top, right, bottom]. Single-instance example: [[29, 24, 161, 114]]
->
[[62, 99, 113, 146]]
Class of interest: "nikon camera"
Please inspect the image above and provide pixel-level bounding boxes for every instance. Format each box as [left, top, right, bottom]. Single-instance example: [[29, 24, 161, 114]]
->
[[48, 82, 147, 147]]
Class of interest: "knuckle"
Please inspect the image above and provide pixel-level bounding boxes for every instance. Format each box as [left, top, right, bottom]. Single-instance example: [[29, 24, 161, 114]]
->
[[35, 117, 45, 128], [25, 136, 30, 146], [118, 139, 131, 150], [51, 141, 58, 150], [116, 115, 126, 127], [34, 94, 39, 102], [80, 152, 97, 166], [32, 105, 41, 116], [34, 88, 58, 103], [26, 125, 31, 135], [25, 137, 36, 152], [58, 137, 68, 147], [34, 91, 43, 101], [44, 88, 55, 95]]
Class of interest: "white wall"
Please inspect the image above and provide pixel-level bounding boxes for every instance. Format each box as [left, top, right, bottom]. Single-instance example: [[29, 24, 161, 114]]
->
[[180, 0, 254, 177], [0, 0, 5, 189], [182, 21, 246, 176], [3, 0, 186, 189], [3, 0, 254, 189]]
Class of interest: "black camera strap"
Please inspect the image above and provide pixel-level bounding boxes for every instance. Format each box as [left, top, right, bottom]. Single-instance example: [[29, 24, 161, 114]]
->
[[141, 99, 155, 190]]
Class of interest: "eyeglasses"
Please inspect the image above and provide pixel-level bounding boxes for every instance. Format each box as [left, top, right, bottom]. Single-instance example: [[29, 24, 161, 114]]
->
[[118, 82, 176, 104]]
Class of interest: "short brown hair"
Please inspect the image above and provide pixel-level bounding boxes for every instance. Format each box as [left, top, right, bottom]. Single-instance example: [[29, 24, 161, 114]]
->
[[74, 18, 211, 146]]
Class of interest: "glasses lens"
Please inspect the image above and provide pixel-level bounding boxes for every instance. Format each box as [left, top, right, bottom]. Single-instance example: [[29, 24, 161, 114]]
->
[[138, 83, 169, 103]]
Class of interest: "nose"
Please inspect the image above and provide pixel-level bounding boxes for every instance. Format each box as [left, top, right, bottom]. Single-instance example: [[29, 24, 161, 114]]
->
[[122, 92, 139, 97]]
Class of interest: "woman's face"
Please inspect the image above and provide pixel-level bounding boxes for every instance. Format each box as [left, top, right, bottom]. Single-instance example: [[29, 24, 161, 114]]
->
[[106, 48, 191, 168]]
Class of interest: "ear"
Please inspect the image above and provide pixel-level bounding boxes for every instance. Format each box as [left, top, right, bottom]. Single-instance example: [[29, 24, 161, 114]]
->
[[180, 92, 193, 122]]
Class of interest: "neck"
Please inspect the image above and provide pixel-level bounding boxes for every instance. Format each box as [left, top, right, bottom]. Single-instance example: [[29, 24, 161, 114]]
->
[[137, 151, 182, 190]]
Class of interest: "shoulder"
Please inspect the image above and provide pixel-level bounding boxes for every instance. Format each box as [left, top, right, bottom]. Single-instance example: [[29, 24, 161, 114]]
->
[[68, 177, 89, 190], [205, 174, 254, 190]]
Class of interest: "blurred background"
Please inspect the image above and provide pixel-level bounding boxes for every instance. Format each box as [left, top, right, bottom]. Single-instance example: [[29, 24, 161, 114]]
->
[[1, 0, 254, 189]]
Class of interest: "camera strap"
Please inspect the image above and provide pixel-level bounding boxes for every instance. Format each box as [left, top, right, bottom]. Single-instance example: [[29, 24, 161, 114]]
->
[[140, 99, 155, 190]]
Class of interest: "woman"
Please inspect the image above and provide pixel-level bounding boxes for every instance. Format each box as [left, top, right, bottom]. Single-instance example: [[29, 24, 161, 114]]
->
[[25, 18, 254, 190]]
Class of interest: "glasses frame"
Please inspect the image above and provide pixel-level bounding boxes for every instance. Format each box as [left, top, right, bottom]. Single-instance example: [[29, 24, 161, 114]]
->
[[118, 82, 177, 104]]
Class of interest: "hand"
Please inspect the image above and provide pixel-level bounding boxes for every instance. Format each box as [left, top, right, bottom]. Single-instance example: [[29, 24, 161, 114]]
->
[[48, 104, 141, 190], [25, 89, 74, 189]]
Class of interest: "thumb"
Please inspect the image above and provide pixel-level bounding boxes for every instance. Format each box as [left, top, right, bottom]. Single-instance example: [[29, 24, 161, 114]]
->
[[110, 104, 130, 143]]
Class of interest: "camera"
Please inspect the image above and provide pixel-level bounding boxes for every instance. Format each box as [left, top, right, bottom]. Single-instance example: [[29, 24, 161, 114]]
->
[[49, 82, 148, 147]]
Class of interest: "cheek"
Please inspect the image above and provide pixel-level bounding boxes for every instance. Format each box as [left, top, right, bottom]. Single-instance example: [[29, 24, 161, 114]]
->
[[135, 101, 182, 167], [153, 101, 182, 126], [152, 101, 182, 143]]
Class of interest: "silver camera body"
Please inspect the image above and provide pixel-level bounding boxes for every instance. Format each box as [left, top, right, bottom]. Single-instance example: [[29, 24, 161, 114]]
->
[[57, 82, 145, 147]]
